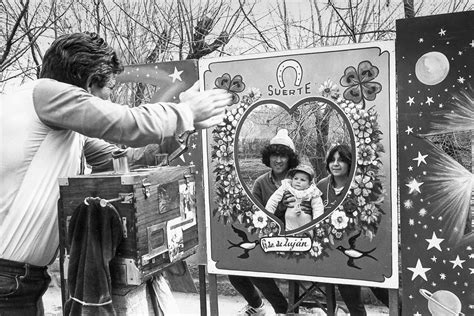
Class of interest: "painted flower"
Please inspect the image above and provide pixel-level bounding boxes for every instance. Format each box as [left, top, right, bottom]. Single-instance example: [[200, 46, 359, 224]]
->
[[355, 175, 374, 197], [358, 145, 376, 166], [340, 61, 382, 106], [252, 210, 268, 229], [315, 226, 326, 237], [262, 225, 272, 236], [330, 210, 349, 230], [310, 241, 323, 257], [215, 73, 246, 104], [360, 204, 380, 224], [319, 79, 340, 99], [357, 195, 366, 206], [248, 87, 262, 99]]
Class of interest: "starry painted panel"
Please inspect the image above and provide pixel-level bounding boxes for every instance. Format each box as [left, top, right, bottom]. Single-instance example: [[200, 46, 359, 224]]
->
[[116, 60, 207, 261], [396, 11, 473, 316], [116, 60, 202, 170]]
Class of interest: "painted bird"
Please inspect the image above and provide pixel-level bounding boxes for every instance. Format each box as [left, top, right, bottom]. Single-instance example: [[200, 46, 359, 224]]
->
[[227, 225, 260, 259], [336, 230, 377, 270]]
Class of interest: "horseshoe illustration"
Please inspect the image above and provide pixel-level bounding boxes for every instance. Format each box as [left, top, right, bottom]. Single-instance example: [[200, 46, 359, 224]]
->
[[276, 59, 303, 88]]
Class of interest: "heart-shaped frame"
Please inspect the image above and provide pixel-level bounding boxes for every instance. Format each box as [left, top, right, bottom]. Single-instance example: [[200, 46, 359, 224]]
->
[[233, 97, 357, 235], [211, 79, 386, 260]]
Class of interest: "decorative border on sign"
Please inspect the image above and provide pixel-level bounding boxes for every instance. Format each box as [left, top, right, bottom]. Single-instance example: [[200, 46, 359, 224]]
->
[[211, 68, 385, 260]]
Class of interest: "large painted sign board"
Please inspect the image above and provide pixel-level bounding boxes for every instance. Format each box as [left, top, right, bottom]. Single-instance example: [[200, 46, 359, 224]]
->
[[201, 42, 398, 288]]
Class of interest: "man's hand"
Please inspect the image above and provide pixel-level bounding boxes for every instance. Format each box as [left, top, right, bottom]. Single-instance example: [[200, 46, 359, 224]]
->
[[180, 81, 232, 129], [300, 200, 312, 216], [179, 81, 200, 102], [282, 191, 295, 207], [281, 191, 312, 215]]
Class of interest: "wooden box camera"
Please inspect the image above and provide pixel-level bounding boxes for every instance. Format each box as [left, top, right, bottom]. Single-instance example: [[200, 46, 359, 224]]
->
[[57, 165, 198, 288]]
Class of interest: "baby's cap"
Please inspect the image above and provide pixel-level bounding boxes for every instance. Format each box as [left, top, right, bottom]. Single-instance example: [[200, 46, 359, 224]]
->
[[287, 164, 315, 181]]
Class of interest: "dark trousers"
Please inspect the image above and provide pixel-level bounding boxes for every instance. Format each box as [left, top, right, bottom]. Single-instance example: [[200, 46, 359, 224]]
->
[[338, 284, 389, 316], [228, 275, 288, 313], [0, 258, 51, 316]]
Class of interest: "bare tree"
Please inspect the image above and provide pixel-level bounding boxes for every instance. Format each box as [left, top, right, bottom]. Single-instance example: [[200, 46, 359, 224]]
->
[[0, 0, 74, 84], [1, 0, 470, 90]]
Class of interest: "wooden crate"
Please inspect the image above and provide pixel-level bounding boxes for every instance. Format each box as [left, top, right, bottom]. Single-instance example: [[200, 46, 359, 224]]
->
[[57, 165, 198, 295]]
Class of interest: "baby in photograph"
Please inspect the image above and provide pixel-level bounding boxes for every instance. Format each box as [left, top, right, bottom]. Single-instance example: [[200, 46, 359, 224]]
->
[[266, 164, 324, 231]]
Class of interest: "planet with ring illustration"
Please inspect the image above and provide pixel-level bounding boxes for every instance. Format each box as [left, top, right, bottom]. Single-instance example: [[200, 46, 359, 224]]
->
[[419, 288, 463, 315]]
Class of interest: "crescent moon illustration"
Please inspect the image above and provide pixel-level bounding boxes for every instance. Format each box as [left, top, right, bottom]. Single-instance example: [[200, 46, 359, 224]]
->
[[276, 59, 303, 88]]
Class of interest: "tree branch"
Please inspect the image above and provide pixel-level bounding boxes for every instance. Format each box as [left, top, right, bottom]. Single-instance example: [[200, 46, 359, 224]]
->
[[238, 0, 275, 50], [0, 0, 30, 67], [328, 0, 356, 42]]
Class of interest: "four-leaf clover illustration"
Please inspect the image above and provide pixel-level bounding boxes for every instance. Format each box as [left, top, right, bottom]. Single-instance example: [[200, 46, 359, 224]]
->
[[340, 61, 382, 108], [215, 73, 245, 104]]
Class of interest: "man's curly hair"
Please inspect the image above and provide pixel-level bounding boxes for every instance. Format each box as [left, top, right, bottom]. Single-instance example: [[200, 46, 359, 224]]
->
[[40, 32, 123, 90], [261, 144, 299, 169]]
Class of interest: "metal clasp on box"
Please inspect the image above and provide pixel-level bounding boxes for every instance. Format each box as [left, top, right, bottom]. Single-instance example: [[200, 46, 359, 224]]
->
[[142, 179, 152, 199], [98, 193, 134, 207]]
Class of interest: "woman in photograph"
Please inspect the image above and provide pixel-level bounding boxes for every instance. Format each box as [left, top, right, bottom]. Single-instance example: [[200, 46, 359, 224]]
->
[[317, 144, 388, 316]]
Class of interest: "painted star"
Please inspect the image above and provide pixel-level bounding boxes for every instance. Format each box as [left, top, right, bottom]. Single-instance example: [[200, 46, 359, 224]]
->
[[407, 259, 431, 281], [457, 77, 465, 84], [425, 96, 434, 105], [408, 166, 413, 171], [405, 126, 413, 135], [404, 199, 413, 208], [414, 312, 422, 316], [168, 67, 183, 83], [438, 28, 446, 36], [418, 38, 424, 43], [406, 96, 415, 106], [426, 232, 444, 251], [440, 273, 446, 280], [431, 255, 437, 262], [470, 268, 474, 274], [450, 255, 465, 269], [413, 152, 428, 166], [406, 179, 423, 194], [470, 39, 474, 48]]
